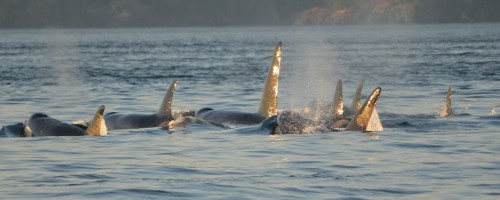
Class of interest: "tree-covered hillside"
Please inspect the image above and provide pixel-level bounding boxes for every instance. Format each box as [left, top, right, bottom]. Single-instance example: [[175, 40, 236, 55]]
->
[[295, 0, 500, 25], [1, 0, 499, 28]]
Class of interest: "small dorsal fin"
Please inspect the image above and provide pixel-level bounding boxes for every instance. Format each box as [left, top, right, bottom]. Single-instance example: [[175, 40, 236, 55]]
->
[[346, 87, 382, 132], [442, 86, 454, 117], [258, 42, 281, 117], [349, 79, 364, 115], [86, 105, 107, 136], [331, 79, 344, 119], [157, 80, 178, 120], [491, 104, 500, 115]]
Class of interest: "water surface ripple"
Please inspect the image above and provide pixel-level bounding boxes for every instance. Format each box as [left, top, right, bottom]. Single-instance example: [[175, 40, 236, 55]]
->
[[1, 24, 499, 199]]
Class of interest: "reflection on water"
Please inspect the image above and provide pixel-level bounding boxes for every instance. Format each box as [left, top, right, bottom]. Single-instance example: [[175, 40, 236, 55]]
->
[[1, 24, 500, 199]]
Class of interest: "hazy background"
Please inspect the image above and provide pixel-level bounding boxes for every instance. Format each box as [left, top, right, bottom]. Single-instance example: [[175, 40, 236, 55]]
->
[[1, 0, 500, 28]]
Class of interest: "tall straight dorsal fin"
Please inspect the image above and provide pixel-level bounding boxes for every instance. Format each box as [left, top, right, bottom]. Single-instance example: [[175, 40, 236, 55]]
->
[[258, 42, 281, 117], [349, 79, 364, 115], [346, 87, 382, 132], [157, 80, 178, 120], [86, 105, 107, 136], [331, 79, 344, 119]]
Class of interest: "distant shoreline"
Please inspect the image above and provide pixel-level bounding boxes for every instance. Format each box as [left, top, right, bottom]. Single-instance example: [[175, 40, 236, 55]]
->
[[1, 0, 499, 29], [2, 22, 500, 30]]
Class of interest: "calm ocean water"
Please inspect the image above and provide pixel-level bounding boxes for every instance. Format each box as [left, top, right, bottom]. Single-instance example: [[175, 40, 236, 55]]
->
[[1, 24, 499, 199]]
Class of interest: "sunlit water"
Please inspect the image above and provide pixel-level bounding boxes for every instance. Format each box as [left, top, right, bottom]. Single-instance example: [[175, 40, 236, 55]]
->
[[1, 24, 499, 199]]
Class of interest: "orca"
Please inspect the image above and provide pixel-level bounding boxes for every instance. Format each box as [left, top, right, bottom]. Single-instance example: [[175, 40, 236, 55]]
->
[[194, 108, 266, 124], [299, 79, 376, 130], [23, 105, 107, 137], [274, 87, 383, 134], [348, 79, 365, 116], [275, 110, 314, 134], [302, 79, 365, 121], [341, 80, 383, 132], [105, 80, 178, 130], [329, 79, 367, 126], [226, 115, 280, 135], [166, 115, 229, 130], [195, 42, 282, 124], [331, 79, 345, 120], [440, 86, 454, 117], [491, 104, 500, 115], [0, 122, 26, 137], [344, 87, 383, 131], [333, 79, 365, 118]]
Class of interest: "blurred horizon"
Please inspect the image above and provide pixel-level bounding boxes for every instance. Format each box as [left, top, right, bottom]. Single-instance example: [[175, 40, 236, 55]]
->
[[1, 0, 500, 28]]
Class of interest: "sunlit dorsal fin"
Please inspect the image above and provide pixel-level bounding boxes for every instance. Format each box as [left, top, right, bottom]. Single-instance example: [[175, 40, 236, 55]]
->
[[346, 87, 382, 132], [442, 86, 454, 117], [349, 79, 364, 115], [331, 79, 344, 119], [86, 105, 107, 136], [157, 80, 178, 120], [258, 42, 281, 117], [365, 108, 383, 132]]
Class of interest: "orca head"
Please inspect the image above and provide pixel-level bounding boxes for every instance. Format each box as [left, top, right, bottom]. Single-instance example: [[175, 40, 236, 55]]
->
[[0, 122, 26, 137], [277, 110, 313, 134], [260, 115, 278, 134]]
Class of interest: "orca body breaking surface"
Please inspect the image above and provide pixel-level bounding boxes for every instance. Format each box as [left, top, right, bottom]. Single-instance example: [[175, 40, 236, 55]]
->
[[23, 105, 107, 137], [195, 42, 282, 125], [105, 80, 178, 130]]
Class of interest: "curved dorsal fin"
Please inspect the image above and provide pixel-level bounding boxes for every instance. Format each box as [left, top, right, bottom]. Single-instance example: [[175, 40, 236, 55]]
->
[[331, 79, 344, 119], [349, 79, 364, 115], [86, 105, 107, 136], [157, 80, 178, 120], [258, 42, 281, 117], [346, 87, 382, 132]]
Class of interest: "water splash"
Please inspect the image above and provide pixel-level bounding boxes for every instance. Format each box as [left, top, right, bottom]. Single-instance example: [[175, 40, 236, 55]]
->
[[437, 105, 449, 118], [283, 40, 343, 109], [491, 104, 500, 115]]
